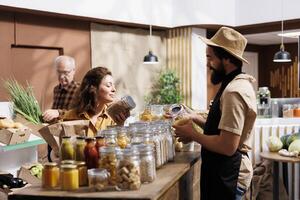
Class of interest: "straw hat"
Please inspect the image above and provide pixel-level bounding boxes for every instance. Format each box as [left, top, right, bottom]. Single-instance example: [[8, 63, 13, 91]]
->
[[199, 26, 249, 63]]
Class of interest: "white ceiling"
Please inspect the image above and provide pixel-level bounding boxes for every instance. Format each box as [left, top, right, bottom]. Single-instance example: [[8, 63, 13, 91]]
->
[[245, 29, 300, 45]]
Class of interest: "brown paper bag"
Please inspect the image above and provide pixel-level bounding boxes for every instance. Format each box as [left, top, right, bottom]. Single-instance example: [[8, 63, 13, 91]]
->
[[38, 120, 89, 153]]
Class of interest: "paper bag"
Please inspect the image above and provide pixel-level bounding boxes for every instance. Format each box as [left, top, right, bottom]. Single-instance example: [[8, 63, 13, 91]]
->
[[38, 120, 89, 153]]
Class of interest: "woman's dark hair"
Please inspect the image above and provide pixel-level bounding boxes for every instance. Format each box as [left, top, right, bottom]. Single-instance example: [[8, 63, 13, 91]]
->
[[72, 66, 112, 115], [209, 45, 243, 68]]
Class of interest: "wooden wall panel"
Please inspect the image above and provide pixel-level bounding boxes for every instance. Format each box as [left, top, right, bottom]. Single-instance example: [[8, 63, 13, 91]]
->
[[259, 43, 298, 97], [167, 27, 192, 106], [0, 10, 91, 110], [0, 12, 14, 100]]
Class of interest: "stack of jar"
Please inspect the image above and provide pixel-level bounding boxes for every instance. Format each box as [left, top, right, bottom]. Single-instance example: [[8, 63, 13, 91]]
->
[[42, 160, 88, 191]]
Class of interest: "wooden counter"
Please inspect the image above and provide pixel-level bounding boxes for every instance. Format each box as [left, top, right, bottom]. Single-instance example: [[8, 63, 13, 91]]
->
[[9, 152, 201, 200]]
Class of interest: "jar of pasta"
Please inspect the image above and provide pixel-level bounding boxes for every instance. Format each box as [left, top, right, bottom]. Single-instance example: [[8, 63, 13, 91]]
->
[[42, 162, 60, 189], [116, 147, 141, 190], [99, 146, 118, 185], [60, 164, 79, 191], [117, 127, 130, 149]]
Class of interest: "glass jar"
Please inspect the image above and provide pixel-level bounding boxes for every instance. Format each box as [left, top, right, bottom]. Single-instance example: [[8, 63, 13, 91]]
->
[[42, 162, 60, 189], [75, 136, 86, 161], [293, 104, 300, 117], [117, 127, 130, 149], [283, 104, 294, 118], [134, 144, 156, 183], [116, 147, 141, 190], [101, 129, 117, 146], [95, 135, 106, 155], [130, 122, 149, 145], [84, 137, 99, 169], [60, 136, 74, 161], [88, 168, 110, 191], [76, 161, 88, 186], [60, 164, 79, 191], [257, 87, 271, 118], [99, 146, 117, 185]]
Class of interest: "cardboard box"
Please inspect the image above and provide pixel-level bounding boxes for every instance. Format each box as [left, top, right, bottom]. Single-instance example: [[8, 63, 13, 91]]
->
[[18, 164, 41, 186], [0, 128, 31, 145]]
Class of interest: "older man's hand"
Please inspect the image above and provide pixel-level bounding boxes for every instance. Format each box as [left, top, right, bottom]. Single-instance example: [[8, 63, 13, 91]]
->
[[42, 109, 59, 122]]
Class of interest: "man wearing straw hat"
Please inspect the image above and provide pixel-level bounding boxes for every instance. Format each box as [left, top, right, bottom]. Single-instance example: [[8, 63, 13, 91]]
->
[[173, 27, 257, 200]]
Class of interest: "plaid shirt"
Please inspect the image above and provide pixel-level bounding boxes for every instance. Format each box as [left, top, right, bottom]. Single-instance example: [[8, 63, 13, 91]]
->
[[52, 81, 80, 112]]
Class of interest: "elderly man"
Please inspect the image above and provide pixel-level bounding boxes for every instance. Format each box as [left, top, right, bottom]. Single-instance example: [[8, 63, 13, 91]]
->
[[173, 27, 257, 200], [42, 55, 80, 122]]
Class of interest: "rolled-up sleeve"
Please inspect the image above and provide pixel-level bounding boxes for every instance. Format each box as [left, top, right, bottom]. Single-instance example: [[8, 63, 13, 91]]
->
[[218, 91, 247, 135]]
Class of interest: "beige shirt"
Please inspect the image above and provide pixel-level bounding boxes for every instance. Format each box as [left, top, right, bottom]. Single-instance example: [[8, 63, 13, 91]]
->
[[219, 74, 257, 189]]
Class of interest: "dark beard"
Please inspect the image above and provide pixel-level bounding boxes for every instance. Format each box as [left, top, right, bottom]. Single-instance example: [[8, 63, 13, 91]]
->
[[210, 64, 226, 85]]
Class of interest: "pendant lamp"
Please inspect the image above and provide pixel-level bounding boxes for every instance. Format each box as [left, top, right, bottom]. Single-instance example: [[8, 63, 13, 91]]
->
[[143, 25, 159, 64], [273, 0, 291, 62]]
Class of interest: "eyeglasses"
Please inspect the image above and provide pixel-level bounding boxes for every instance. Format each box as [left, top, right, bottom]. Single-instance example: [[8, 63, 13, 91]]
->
[[56, 69, 73, 76]]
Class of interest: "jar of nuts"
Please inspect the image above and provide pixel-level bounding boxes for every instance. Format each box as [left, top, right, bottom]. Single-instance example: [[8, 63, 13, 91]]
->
[[87, 168, 110, 191], [99, 146, 118, 185], [116, 147, 141, 190]]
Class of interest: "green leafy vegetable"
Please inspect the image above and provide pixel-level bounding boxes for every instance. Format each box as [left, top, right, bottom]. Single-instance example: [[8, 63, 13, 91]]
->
[[4, 79, 42, 124]]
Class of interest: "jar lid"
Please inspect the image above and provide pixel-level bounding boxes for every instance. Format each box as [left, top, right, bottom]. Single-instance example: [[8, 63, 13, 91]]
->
[[61, 160, 76, 165], [85, 137, 95, 142], [75, 161, 86, 166], [121, 95, 136, 110], [60, 164, 77, 169], [88, 168, 109, 176], [76, 136, 85, 140], [101, 129, 117, 135], [62, 136, 71, 139], [99, 146, 117, 153], [95, 135, 105, 139], [44, 162, 58, 167]]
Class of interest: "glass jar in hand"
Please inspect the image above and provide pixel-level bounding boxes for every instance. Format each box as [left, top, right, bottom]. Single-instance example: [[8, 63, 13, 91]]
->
[[84, 138, 99, 169]]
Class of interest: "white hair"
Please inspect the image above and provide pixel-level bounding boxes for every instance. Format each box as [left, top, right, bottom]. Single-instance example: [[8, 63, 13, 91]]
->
[[54, 55, 75, 69]]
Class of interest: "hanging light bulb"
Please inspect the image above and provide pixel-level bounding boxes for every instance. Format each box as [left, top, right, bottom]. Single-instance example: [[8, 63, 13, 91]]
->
[[273, 0, 291, 62], [143, 24, 159, 64]]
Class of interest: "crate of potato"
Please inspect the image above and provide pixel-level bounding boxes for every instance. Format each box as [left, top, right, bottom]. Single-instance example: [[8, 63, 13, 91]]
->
[[0, 118, 31, 145]]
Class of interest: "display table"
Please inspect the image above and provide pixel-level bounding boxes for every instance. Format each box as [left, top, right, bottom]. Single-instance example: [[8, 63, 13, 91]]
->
[[9, 151, 201, 200], [260, 152, 300, 200]]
